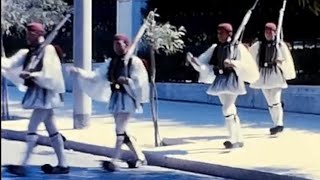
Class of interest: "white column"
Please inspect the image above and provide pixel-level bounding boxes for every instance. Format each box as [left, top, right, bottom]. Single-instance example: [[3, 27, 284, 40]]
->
[[73, 0, 92, 129], [117, 0, 133, 40]]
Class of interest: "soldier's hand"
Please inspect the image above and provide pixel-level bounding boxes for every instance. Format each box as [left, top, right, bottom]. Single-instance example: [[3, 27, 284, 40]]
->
[[19, 71, 32, 79], [117, 76, 129, 84], [276, 60, 283, 65], [224, 59, 235, 68], [66, 66, 78, 74], [189, 53, 197, 63], [186, 52, 200, 67]]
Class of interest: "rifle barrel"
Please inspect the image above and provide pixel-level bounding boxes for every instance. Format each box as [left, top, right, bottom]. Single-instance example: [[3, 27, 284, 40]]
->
[[276, 0, 287, 43], [37, 13, 72, 53], [232, 0, 260, 45], [251, 0, 260, 10]]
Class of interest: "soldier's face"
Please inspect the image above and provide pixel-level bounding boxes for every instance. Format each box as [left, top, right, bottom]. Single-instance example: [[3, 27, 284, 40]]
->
[[264, 28, 276, 41], [26, 31, 40, 45], [113, 40, 128, 55], [217, 29, 229, 43]]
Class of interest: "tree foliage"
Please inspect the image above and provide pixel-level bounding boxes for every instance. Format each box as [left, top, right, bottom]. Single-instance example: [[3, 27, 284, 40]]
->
[[143, 14, 186, 55], [1, 0, 71, 120], [1, 0, 71, 35], [299, 0, 320, 15]]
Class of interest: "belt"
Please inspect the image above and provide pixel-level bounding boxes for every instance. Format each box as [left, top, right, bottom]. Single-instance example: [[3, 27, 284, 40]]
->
[[260, 62, 277, 68], [24, 79, 36, 87], [111, 83, 126, 93], [213, 67, 234, 75]]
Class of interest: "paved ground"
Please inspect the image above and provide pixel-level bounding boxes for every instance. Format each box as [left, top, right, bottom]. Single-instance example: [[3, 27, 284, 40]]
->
[[1, 139, 229, 180], [2, 86, 320, 180]]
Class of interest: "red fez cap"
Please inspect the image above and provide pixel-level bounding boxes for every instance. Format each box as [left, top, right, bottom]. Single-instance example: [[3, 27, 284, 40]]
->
[[27, 22, 45, 35], [114, 34, 130, 46], [265, 22, 277, 31], [217, 23, 233, 32]]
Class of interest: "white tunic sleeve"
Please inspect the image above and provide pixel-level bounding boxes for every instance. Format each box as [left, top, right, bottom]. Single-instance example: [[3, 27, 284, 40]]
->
[[1, 49, 29, 69], [249, 42, 260, 64], [124, 56, 150, 104], [1, 49, 29, 92], [191, 44, 216, 84], [76, 62, 112, 103], [197, 44, 217, 64], [278, 41, 296, 80], [30, 45, 65, 93], [231, 43, 260, 83]]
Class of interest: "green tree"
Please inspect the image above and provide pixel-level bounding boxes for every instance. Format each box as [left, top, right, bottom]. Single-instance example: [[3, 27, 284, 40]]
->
[[142, 10, 186, 146], [1, 0, 70, 120]]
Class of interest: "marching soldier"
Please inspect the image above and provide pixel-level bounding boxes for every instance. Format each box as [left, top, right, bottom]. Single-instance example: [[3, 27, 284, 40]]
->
[[187, 23, 259, 149], [68, 34, 149, 171], [1, 22, 69, 176], [249, 22, 296, 135]]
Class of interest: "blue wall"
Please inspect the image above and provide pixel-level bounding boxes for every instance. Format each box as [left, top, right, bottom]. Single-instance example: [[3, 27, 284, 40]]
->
[[7, 63, 320, 115], [62, 64, 320, 115], [155, 83, 320, 115]]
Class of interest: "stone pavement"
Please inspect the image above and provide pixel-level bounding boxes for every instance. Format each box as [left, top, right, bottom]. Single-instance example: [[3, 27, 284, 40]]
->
[[1, 86, 320, 180]]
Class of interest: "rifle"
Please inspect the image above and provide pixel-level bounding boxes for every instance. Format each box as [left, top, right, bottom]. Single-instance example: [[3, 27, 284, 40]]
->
[[25, 10, 73, 72], [276, 0, 287, 60], [276, 0, 287, 45], [123, 9, 158, 78], [124, 9, 158, 66], [229, 0, 259, 59]]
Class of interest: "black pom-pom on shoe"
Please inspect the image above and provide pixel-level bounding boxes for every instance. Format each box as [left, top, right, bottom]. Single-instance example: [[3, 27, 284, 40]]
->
[[270, 126, 284, 135], [6, 165, 26, 176], [223, 141, 244, 149], [127, 159, 147, 168], [223, 141, 233, 149], [102, 161, 118, 172], [41, 164, 69, 174]]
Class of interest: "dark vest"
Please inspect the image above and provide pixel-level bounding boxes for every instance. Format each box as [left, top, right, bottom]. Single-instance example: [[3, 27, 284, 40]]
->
[[21, 45, 64, 106], [209, 42, 238, 75], [107, 55, 132, 93], [22, 46, 44, 87], [258, 40, 277, 68]]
